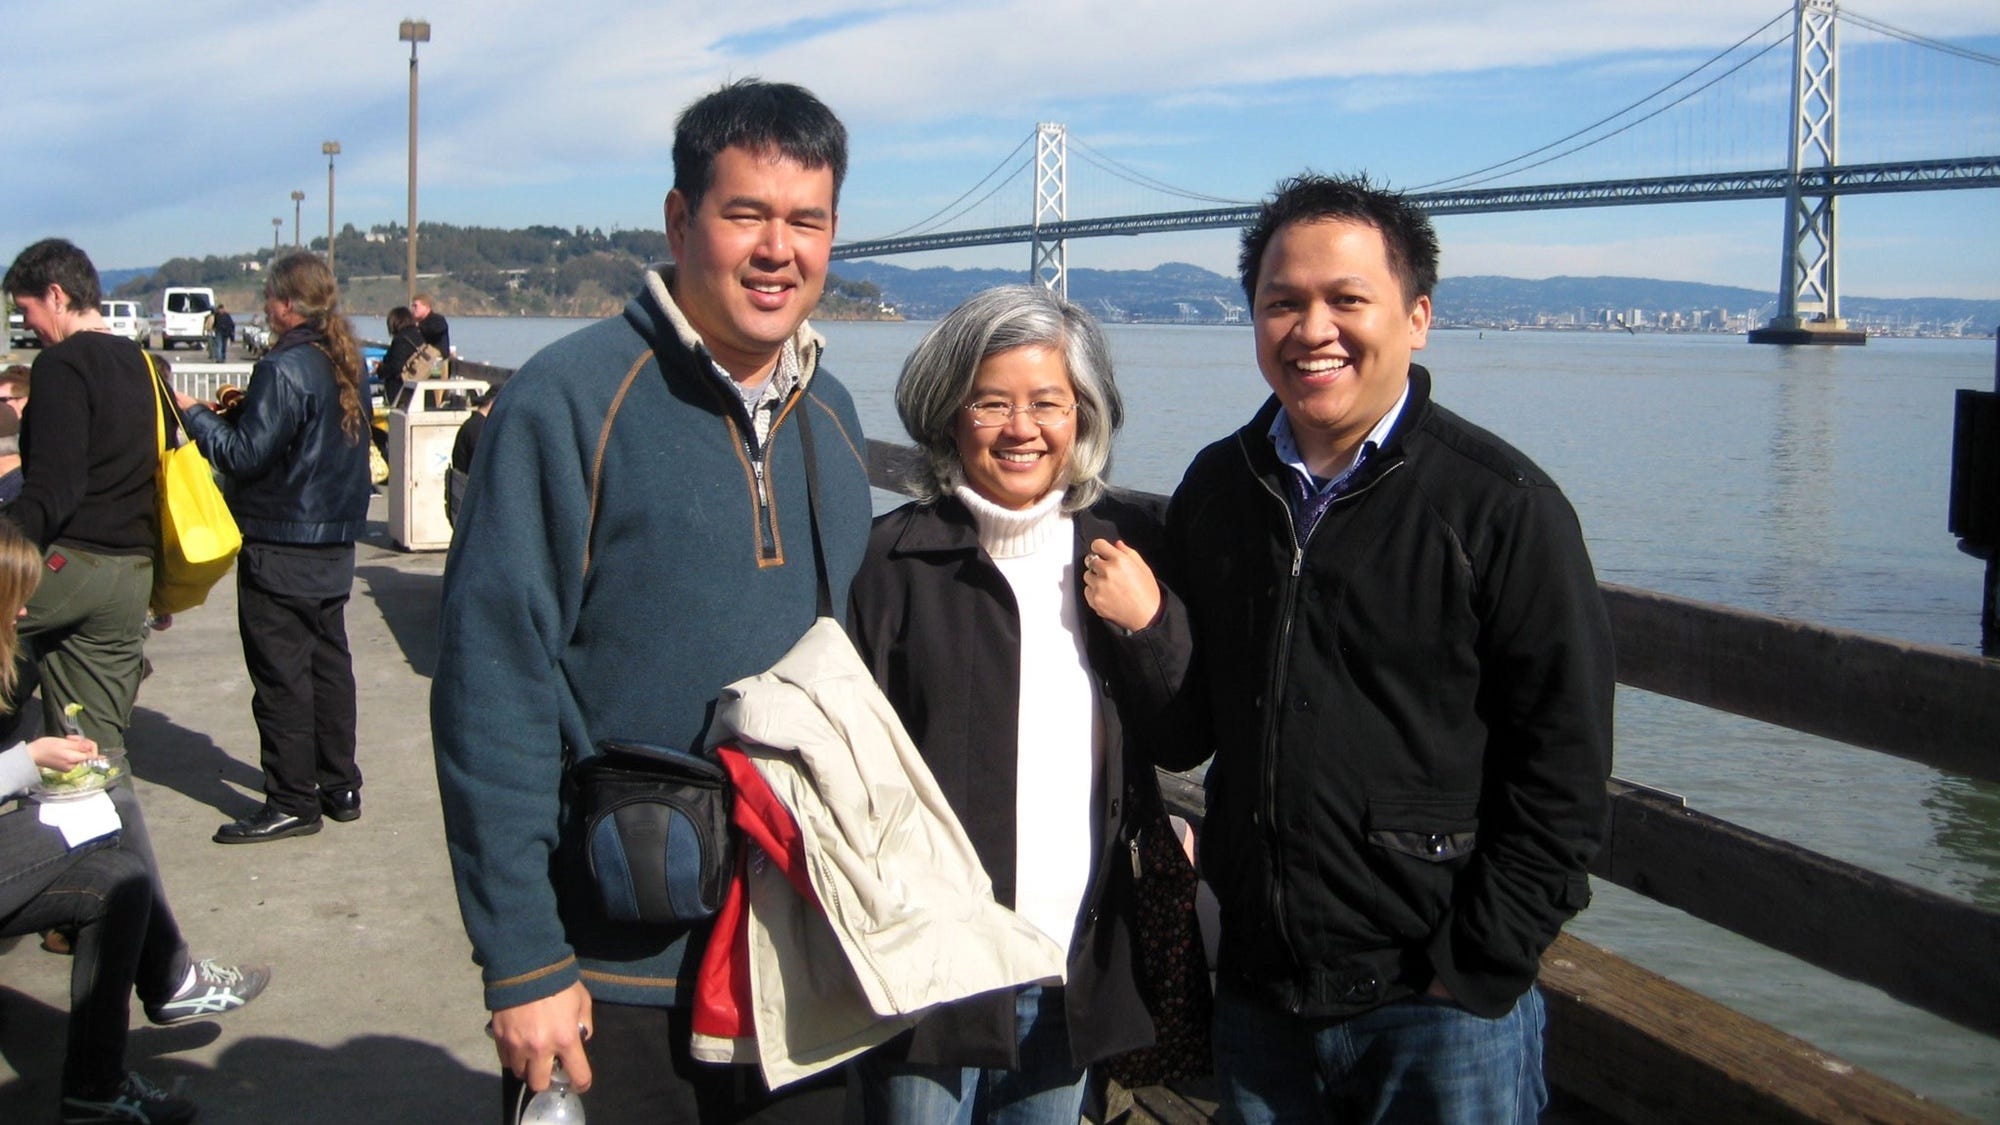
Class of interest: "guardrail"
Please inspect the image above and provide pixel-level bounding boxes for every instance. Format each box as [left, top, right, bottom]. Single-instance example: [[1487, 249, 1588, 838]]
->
[[158, 360, 257, 405], [865, 436, 1997, 1124]]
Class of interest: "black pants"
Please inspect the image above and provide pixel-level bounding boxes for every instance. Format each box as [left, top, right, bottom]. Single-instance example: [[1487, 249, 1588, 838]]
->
[[0, 791, 188, 1098], [497, 1002, 849, 1124], [236, 543, 360, 817]]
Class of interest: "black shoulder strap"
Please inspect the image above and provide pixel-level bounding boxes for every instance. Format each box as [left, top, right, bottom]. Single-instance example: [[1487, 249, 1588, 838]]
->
[[794, 399, 832, 619]]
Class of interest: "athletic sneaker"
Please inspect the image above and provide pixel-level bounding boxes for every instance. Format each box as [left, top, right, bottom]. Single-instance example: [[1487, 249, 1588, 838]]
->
[[60, 1070, 196, 1124], [142, 956, 271, 1025]]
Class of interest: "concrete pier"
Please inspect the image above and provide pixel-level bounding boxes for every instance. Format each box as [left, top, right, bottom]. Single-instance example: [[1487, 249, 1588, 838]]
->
[[0, 497, 498, 1123]]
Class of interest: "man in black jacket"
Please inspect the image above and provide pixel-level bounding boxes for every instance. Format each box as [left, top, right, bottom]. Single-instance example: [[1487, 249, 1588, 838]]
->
[[1165, 174, 1614, 1124]]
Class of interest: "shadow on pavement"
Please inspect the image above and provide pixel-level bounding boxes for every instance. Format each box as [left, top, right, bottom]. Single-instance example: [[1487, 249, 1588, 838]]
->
[[124, 705, 267, 821], [0, 986, 493, 1123], [0, 989, 220, 1120], [357, 563, 445, 680]]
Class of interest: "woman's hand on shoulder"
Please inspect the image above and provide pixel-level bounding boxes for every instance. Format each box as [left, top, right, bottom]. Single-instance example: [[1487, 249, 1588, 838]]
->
[[1083, 538, 1163, 634], [28, 734, 97, 772]]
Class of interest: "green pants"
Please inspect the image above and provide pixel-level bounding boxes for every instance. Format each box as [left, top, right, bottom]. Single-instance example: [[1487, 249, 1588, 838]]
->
[[17, 544, 153, 747]]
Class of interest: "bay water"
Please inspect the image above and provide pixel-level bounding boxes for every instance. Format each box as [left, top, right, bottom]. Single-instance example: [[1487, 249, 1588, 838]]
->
[[452, 316, 2000, 1119]]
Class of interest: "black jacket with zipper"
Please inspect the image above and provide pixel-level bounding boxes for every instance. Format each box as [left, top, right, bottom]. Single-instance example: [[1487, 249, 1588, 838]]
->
[[1164, 364, 1613, 1021], [847, 491, 1198, 1068]]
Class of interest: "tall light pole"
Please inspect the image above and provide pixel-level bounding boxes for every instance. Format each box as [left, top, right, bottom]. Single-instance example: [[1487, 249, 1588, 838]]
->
[[290, 190, 305, 247], [272, 217, 283, 254], [322, 140, 341, 272], [400, 17, 430, 311]]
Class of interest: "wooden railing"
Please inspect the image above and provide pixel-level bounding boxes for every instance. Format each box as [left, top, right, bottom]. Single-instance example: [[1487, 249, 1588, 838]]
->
[[867, 437, 1998, 1124]]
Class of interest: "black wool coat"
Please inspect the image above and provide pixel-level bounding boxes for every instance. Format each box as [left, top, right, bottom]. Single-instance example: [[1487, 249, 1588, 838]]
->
[[847, 491, 1199, 1069]]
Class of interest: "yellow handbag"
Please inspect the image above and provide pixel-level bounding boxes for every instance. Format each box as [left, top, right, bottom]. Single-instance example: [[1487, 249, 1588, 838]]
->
[[146, 355, 241, 614]]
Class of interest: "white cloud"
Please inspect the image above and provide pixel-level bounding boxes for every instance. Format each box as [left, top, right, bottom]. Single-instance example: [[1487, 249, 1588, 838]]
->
[[3, 0, 1994, 294]]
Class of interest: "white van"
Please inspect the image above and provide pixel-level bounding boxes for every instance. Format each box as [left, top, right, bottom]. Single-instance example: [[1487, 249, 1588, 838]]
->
[[157, 287, 216, 350], [100, 300, 148, 345]]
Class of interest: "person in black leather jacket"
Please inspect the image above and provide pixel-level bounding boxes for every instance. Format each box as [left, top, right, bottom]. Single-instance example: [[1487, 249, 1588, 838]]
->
[[176, 252, 374, 844]]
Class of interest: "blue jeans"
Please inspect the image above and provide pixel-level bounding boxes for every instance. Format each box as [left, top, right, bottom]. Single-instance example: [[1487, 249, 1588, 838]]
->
[[851, 985, 1087, 1125], [1212, 978, 1546, 1125]]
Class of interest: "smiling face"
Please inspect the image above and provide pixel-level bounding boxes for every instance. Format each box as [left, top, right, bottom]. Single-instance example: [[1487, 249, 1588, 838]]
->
[[665, 144, 836, 384], [1253, 217, 1430, 473], [955, 344, 1078, 511]]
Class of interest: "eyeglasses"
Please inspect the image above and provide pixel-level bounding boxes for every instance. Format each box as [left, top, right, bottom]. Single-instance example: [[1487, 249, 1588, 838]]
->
[[963, 400, 1078, 428]]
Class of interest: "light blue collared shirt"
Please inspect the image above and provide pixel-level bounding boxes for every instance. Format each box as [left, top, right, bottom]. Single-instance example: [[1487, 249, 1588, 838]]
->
[[1267, 382, 1411, 496]]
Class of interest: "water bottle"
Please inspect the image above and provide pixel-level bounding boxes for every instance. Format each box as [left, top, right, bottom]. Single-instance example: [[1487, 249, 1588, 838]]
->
[[517, 1060, 583, 1124]]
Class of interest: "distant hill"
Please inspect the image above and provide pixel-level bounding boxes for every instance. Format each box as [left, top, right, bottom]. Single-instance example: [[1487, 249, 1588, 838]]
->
[[101, 223, 1998, 334], [835, 260, 1245, 322], [841, 259, 1997, 334]]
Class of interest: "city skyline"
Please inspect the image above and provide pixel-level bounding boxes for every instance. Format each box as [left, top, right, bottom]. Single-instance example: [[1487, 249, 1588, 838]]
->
[[4, 1, 1997, 299]]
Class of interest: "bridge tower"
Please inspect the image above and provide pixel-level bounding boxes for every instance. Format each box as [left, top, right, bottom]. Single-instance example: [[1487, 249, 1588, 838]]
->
[[1751, 0, 1866, 345], [1031, 123, 1068, 298]]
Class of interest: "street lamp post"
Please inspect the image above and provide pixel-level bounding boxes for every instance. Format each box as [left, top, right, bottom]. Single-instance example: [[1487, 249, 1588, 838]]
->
[[322, 140, 341, 272], [399, 18, 430, 311], [272, 218, 283, 258], [291, 190, 305, 247]]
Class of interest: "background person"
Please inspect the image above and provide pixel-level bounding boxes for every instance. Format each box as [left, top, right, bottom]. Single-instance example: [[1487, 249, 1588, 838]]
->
[[1, 239, 156, 752], [174, 252, 372, 844], [0, 520, 269, 1125], [209, 304, 235, 363], [378, 305, 426, 411], [0, 364, 28, 506], [1164, 173, 1614, 1124], [410, 292, 450, 358], [444, 388, 492, 530], [845, 285, 1195, 1124], [432, 78, 870, 1124]]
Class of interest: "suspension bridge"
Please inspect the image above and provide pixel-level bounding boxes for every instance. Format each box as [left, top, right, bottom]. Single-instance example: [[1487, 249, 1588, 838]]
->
[[832, 0, 2000, 345]]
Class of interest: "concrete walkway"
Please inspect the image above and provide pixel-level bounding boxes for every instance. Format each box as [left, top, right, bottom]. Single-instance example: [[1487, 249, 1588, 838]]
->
[[0, 497, 501, 1123]]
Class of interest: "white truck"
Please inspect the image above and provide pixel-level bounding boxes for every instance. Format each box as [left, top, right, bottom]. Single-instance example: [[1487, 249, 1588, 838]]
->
[[6, 303, 34, 349], [156, 286, 217, 350]]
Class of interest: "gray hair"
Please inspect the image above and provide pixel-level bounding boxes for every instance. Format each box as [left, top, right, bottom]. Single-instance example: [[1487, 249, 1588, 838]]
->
[[895, 285, 1124, 513]]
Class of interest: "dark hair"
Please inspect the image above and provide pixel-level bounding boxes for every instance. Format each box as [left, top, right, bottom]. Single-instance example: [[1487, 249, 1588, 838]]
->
[[1238, 173, 1439, 307], [266, 253, 366, 444], [672, 79, 848, 210], [387, 306, 416, 333], [3, 238, 103, 310]]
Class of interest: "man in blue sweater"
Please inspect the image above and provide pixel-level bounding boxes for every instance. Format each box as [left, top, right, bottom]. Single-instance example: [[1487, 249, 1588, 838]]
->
[[431, 80, 873, 1123]]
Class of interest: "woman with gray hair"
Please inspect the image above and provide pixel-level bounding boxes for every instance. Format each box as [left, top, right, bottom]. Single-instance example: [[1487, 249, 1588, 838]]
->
[[846, 285, 1196, 1123]]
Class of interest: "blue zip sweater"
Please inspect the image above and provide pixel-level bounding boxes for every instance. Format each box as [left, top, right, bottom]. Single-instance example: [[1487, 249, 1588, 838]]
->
[[431, 273, 872, 1011]]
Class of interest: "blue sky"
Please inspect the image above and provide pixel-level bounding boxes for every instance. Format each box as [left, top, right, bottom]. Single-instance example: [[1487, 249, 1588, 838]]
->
[[4, 0, 1997, 299]]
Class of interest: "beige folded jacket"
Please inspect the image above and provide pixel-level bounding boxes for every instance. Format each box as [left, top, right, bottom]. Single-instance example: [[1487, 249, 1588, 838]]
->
[[692, 617, 1067, 1087]]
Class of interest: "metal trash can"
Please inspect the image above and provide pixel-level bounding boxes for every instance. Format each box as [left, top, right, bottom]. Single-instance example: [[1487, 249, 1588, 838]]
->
[[388, 377, 489, 551]]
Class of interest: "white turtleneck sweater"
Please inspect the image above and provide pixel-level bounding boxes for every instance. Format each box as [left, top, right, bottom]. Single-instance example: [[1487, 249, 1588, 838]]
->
[[955, 485, 1102, 959]]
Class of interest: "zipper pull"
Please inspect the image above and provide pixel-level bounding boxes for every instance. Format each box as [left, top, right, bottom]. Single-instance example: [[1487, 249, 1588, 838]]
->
[[1130, 836, 1143, 878], [752, 459, 769, 506]]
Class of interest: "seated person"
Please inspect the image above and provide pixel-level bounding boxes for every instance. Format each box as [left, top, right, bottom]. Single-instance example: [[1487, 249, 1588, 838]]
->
[[0, 521, 270, 1124]]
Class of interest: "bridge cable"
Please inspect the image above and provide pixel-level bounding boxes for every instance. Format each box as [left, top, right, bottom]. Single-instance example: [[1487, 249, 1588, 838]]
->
[[1838, 7, 2000, 68], [1411, 7, 1790, 191], [1068, 137, 1252, 205], [869, 133, 1034, 240]]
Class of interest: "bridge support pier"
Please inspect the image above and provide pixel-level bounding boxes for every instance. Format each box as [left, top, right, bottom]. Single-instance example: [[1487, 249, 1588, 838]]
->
[[1031, 123, 1068, 299], [1753, 0, 1865, 346]]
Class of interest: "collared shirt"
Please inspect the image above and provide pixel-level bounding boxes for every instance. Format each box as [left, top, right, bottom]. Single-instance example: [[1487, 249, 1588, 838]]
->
[[1267, 381, 1410, 539], [709, 342, 801, 453]]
